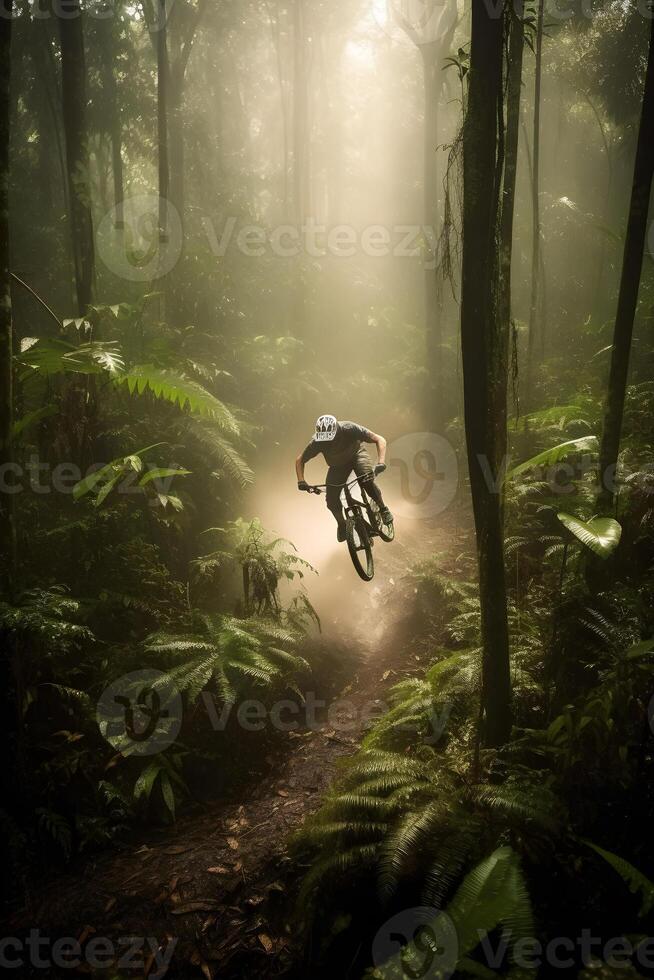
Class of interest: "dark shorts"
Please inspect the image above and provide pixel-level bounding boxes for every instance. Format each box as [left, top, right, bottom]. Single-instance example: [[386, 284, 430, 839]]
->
[[325, 447, 373, 512]]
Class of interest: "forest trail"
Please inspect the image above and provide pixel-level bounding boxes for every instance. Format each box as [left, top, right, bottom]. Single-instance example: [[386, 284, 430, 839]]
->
[[14, 643, 432, 978], [11, 519, 464, 979]]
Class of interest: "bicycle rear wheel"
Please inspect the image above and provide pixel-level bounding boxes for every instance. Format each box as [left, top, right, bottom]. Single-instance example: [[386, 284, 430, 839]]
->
[[346, 515, 374, 581]]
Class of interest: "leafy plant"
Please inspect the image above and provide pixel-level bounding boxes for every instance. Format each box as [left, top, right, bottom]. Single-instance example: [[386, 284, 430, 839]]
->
[[193, 518, 318, 619], [72, 443, 190, 510], [557, 512, 622, 558], [145, 612, 309, 704]]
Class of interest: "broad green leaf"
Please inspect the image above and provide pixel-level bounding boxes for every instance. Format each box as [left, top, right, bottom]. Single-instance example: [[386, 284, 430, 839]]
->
[[12, 405, 57, 439], [139, 467, 191, 487], [133, 762, 163, 803], [557, 513, 622, 559], [95, 474, 123, 507], [156, 493, 184, 511], [505, 436, 598, 483], [73, 444, 164, 500], [160, 771, 176, 820], [73, 461, 120, 501], [625, 639, 654, 661]]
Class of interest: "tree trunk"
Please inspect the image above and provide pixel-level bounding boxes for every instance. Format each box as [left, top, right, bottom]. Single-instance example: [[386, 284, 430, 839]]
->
[[99, 18, 124, 230], [597, 15, 654, 513], [525, 0, 544, 410], [461, 0, 512, 748], [292, 0, 310, 226], [269, 1, 291, 217], [0, 0, 15, 594], [499, 0, 525, 423], [422, 43, 443, 426], [60, 0, 95, 316], [169, 72, 185, 231], [157, 0, 170, 243], [292, 0, 309, 334]]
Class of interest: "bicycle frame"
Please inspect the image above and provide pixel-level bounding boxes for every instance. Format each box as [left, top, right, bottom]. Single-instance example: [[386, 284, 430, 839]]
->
[[306, 472, 393, 581], [308, 474, 378, 535]]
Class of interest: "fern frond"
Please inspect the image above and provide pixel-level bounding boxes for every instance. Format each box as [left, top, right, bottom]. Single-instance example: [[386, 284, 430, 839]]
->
[[114, 365, 239, 432]]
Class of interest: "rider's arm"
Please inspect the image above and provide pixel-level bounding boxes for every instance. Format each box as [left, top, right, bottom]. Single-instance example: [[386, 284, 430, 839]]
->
[[297, 441, 319, 485], [368, 431, 387, 466]]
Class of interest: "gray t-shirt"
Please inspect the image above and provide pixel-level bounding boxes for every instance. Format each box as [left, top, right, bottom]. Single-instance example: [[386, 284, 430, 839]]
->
[[301, 421, 374, 467]]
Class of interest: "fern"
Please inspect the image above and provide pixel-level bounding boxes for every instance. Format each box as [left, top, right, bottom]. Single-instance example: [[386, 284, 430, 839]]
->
[[114, 364, 239, 431], [184, 418, 253, 487], [368, 847, 536, 980], [582, 841, 654, 917], [145, 612, 307, 706], [445, 846, 535, 970]]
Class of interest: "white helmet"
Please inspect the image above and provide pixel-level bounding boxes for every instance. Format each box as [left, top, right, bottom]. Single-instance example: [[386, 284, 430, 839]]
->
[[315, 415, 337, 441]]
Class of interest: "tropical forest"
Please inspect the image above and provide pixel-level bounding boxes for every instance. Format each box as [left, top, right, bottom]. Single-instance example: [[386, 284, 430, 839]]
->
[[1, 0, 654, 978]]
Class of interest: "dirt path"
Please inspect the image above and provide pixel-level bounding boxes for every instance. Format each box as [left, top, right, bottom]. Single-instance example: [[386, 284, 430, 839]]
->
[[9, 641, 435, 978], [10, 521, 464, 978]]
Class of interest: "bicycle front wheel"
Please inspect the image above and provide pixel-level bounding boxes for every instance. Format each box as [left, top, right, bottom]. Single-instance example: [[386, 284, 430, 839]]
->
[[368, 499, 395, 543], [346, 515, 374, 581]]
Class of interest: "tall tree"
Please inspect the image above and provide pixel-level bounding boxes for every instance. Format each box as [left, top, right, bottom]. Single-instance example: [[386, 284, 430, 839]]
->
[[291, 0, 310, 334], [98, 14, 125, 230], [525, 0, 544, 409], [168, 0, 208, 228], [157, 0, 170, 247], [597, 15, 654, 513], [60, 0, 95, 316], [461, 0, 512, 747], [0, 0, 14, 592], [396, 1, 457, 425], [499, 0, 526, 419], [292, 0, 310, 226]]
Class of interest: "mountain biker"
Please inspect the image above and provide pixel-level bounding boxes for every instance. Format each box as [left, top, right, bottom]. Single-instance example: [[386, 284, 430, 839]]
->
[[296, 415, 394, 542]]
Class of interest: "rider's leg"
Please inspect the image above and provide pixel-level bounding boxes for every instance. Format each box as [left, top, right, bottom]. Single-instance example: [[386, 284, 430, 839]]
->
[[326, 463, 350, 539], [354, 449, 393, 521], [353, 449, 385, 506]]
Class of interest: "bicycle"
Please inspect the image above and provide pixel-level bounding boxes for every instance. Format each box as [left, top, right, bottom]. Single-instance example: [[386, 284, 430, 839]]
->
[[306, 473, 394, 581]]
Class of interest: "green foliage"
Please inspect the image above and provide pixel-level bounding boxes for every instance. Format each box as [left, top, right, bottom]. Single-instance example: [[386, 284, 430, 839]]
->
[[194, 518, 318, 621], [72, 443, 190, 510], [132, 755, 189, 822], [145, 611, 309, 704], [17, 338, 125, 377], [505, 436, 598, 483], [113, 364, 239, 430], [446, 847, 535, 976], [557, 512, 622, 558], [581, 841, 654, 918]]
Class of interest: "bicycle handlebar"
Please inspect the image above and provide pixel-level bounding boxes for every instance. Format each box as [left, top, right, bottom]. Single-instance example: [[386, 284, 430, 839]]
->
[[306, 473, 373, 495]]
